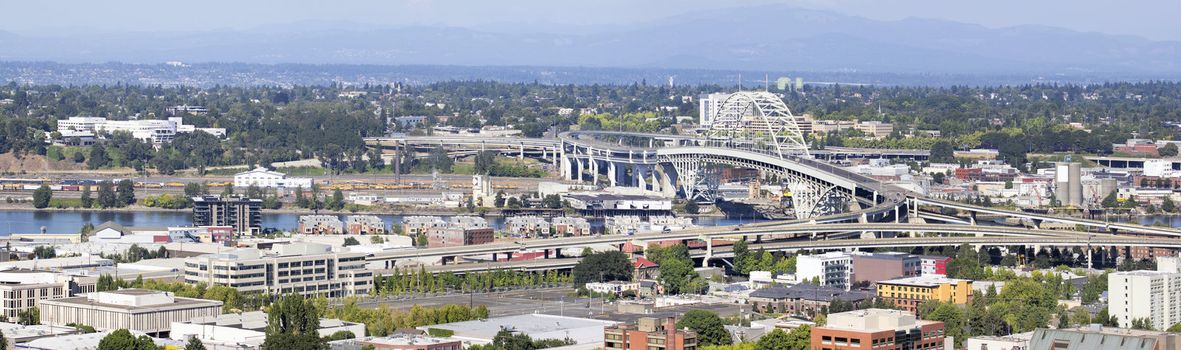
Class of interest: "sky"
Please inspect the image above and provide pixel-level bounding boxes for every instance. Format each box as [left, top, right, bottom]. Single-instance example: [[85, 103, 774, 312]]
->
[[4, 0, 1180, 41]]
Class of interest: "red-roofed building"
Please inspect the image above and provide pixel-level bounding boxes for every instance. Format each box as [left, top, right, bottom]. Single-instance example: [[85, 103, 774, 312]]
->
[[634, 257, 660, 280]]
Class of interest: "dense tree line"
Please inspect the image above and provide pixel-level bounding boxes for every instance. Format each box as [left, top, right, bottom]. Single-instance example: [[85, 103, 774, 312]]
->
[[374, 268, 571, 296], [319, 298, 489, 337]]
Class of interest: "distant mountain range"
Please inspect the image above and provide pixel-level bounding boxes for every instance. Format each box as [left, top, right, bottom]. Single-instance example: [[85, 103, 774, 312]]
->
[[2, 5, 1181, 76]]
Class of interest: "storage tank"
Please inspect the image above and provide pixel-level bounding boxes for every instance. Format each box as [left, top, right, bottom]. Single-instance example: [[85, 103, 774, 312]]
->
[[1055, 162, 1083, 207]]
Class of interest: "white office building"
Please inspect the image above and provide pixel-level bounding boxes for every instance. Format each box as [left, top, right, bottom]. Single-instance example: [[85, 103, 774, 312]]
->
[[698, 93, 731, 126], [1109, 269, 1181, 330], [796, 252, 853, 290], [59, 116, 226, 144], [39, 289, 223, 336], [183, 242, 371, 297], [233, 167, 314, 189]]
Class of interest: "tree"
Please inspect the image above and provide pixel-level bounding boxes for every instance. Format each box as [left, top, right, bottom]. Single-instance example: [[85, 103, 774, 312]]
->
[[1161, 143, 1179, 157], [97, 329, 159, 350], [684, 200, 700, 214], [370, 235, 385, 244], [733, 240, 751, 274], [494, 191, 506, 208], [87, 144, 109, 170], [343, 237, 361, 246], [184, 337, 208, 350], [1101, 191, 1119, 208], [116, 179, 135, 206], [571, 251, 632, 286], [541, 194, 562, 209], [676, 310, 732, 346], [1165, 197, 1177, 213], [1168, 323, 1181, 332], [930, 140, 955, 163], [262, 295, 326, 350], [32, 185, 51, 209], [0, 330, 7, 350], [331, 189, 345, 210], [16, 307, 38, 325], [81, 185, 94, 208], [756, 327, 809, 350]]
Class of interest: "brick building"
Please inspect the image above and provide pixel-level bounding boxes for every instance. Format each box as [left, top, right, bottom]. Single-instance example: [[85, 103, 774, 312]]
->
[[851, 252, 921, 285], [604, 317, 697, 350], [811, 309, 946, 350]]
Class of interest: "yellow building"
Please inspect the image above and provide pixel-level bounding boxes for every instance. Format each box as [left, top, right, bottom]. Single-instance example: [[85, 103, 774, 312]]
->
[[875, 276, 972, 314]]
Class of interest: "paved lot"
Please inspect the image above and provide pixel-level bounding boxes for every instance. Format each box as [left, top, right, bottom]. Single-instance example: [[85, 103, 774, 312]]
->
[[353, 287, 746, 322]]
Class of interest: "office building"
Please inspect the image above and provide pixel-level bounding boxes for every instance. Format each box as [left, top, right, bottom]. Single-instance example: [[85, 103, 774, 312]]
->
[[0, 270, 90, 320], [183, 242, 371, 297], [298, 215, 344, 235], [1109, 269, 1181, 330], [39, 289, 223, 336], [233, 167, 313, 189], [811, 309, 946, 350], [876, 276, 973, 314], [851, 252, 921, 285], [191, 195, 262, 235], [855, 121, 894, 138], [604, 317, 698, 350], [796, 252, 853, 290]]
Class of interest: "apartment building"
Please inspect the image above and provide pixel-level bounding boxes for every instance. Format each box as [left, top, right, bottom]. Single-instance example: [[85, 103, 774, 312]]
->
[[604, 317, 697, 350], [811, 309, 946, 350], [191, 195, 262, 235], [183, 242, 371, 297], [1109, 269, 1181, 330], [876, 276, 973, 314], [346, 215, 387, 235], [553, 217, 592, 236], [797, 252, 853, 290], [298, 215, 344, 235], [505, 217, 550, 237], [850, 252, 921, 285]]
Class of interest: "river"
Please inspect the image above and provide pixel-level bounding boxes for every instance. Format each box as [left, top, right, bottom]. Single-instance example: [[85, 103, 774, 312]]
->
[[0, 210, 767, 234]]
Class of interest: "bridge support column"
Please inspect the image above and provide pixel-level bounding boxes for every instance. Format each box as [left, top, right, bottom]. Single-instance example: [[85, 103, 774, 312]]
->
[[608, 162, 618, 187], [574, 158, 584, 182], [637, 165, 649, 191], [702, 236, 713, 268], [519, 144, 525, 159]]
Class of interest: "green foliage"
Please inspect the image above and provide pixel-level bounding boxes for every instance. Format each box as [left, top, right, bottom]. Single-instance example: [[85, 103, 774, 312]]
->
[[319, 299, 489, 337], [343, 237, 361, 246], [116, 179, 136, 206], [184, 337, 207, 350], [263, 295, 327, 350], [97, 329, 160, 350], [578, 112, 669, 133], [572, 251, 632, 286], [16, 307, 38, 325], [32, 246, 56, 259], [677, 310, 732, 346], [647, 244, 706, 294], [81, 185, 94, 208], [467, 328, 575, 350], [97, 181, 117, 208], [374, 267, 571, 297], [141, 194, 188, 209], [32, 184, 52, 209], [930, 140, 956, 163], [1161, 143, 1179, 157], [66, 323, 98, 334], [426, 328, 455, 337], [683, 200, 700, 214], [1131, 317, 1155, 331], [322, 330, 356, 341], [755, 326, 809, 350]]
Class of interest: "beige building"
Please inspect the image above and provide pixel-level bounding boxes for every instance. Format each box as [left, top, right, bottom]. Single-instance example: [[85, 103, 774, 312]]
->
[[183, 242, 371, 297], [39, 289, 223, 336], [855, 121, 894, 138], [0, 270, 94, 320]]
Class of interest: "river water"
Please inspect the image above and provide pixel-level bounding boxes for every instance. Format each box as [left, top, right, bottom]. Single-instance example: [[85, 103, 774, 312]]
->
[[0, 210, 766, 234]]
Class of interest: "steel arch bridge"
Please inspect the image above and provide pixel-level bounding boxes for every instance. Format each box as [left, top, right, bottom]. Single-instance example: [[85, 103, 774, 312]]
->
[[705, 91, 811, 158]]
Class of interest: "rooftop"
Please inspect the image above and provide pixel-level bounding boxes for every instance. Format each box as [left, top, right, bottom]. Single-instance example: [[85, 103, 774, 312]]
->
[[878, 275, 971, 287], [824, 309, 938, 333], [42, 289, 222, 312], [422, 313, 616, 346], [748, 284, 870, 302]]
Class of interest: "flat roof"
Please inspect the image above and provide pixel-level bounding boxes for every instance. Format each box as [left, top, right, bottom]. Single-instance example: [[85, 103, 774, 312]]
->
[[41, 292, 221, 313], [878, 276, 971, 288], [422, 314, 616, 345]]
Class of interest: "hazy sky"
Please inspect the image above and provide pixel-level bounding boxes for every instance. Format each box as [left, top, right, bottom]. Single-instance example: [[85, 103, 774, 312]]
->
[[5, 0, 1180, 41]]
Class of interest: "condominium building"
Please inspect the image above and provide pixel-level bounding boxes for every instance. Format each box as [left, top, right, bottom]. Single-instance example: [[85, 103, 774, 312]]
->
[[919, 256, 952, 276], [876, 276, 973, 314], [298, 215, 344, 235], [346, 215, 387, 235], [183, 242, 371, 297], [506, 217, 550, 237], [811, 309, 946, 350], [427, 227, 494, 248], [604, 317, 698, 350], [39, 289, 223, 336], [1109, 269, 1181, 330], [553, 217, 591, 236], [191, 195, 262, 235], [401, 216, 447, 236], [796, 252, 853, 290]]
